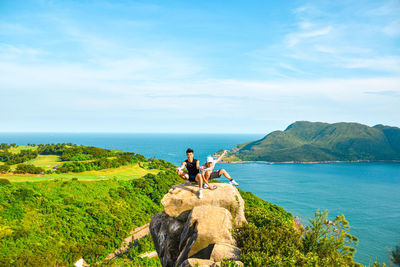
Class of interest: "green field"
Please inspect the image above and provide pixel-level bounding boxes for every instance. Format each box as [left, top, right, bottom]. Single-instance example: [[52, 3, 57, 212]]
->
[[25, 155, 61, 170], [9, 145, 38, 154], [1, 163, 158, 182]]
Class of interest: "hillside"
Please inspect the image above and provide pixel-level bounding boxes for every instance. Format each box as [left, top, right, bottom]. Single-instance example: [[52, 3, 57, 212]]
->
[[0, 143, 171, 182], [232, 121, 400, 162]]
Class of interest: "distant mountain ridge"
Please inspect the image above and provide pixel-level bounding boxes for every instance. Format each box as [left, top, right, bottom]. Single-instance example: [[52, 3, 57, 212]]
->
[[234, 121, 400, 162]]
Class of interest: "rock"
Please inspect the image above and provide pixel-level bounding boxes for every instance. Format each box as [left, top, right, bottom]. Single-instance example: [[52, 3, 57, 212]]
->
[[150, 183, 246, 267], [213, 261, 244, 267], [150, 212, 185, 267], [180, 258, 215, 267], [209, 243, 241, 262], [162, 183, 246, 226]]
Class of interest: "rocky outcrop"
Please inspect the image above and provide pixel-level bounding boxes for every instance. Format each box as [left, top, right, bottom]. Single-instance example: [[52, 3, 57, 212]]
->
[[150, 183, 246, 267]]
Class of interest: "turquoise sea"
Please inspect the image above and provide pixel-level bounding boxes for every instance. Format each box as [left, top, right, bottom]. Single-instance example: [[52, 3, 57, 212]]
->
[[1, 133, 399, 265]]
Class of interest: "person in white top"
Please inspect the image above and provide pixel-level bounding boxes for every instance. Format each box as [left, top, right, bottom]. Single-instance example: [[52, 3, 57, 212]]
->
[[200, 150, 239, 188]]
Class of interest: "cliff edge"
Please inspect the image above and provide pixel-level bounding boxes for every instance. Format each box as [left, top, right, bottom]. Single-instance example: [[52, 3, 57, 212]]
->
[[150, 183, 247, 267]]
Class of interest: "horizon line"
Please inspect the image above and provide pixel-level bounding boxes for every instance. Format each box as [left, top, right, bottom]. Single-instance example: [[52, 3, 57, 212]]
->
[[0, 131, 266, 135]]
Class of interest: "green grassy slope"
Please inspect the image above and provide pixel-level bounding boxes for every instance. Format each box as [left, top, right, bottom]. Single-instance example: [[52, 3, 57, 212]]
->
[[235, 121, 400, 162], [0, 170, 181, 266]]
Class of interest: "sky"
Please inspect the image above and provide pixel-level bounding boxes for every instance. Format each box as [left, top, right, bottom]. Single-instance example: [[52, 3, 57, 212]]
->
[[0, 0, 399, 133]]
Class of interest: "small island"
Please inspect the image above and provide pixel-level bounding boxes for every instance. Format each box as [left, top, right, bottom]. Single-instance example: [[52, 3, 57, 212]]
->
[[214, 121, 400, 163]]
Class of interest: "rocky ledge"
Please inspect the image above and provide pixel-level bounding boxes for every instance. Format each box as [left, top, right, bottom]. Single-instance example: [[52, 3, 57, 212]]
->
[[150, 183, 247, 267]]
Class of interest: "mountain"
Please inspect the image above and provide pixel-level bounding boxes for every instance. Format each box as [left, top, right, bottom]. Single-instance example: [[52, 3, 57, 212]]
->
[[234, 121, 400, 162]]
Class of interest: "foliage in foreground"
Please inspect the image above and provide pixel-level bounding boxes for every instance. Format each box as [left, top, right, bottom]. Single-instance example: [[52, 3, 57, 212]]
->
[[236, 190, 361, 266], [391, 245, 400, 266], [94, 235, 162, 267], [0, 170, 180, 266]]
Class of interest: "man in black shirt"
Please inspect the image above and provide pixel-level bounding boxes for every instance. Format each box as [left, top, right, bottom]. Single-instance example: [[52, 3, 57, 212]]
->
[[176, 148, 213, 199]]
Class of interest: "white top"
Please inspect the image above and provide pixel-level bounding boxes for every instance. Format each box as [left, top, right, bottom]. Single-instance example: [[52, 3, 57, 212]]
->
[[200, 161, 216, 174]]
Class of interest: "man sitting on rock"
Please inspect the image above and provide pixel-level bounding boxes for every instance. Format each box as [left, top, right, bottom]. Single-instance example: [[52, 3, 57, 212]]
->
[[200, 150, 239, 188], [176, 148, 213, 199]]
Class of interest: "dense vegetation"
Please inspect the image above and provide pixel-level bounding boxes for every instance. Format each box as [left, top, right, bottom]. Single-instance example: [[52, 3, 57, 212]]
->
[[234, 121, 400, 162], [0, 149, 38, 166], [235, 190, 363, 266], [0, 143, 173, 175], [0, 170, 181, 266], [391, 245, 400, 266]]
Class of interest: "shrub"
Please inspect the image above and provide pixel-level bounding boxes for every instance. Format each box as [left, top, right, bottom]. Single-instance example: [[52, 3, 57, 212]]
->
[[0, 165, 10, 173], [391, 245, 400, 266], [14, 164, 45, 174], [0, 178, 11, 186]]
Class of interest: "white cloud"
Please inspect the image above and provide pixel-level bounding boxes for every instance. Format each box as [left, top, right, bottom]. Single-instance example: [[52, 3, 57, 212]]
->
[[286, 26, 332, 47], [340, 56, 400, 73]]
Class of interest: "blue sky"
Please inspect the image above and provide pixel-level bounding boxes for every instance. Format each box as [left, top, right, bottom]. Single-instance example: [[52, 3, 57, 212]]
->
[[1, 0, 399, 133]]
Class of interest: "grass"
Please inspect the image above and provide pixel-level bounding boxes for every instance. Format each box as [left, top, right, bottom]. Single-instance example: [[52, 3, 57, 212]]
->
[[9, 145, 38, 154], [222, 155, 241, 162], [1, 163, 159, 183], [25, 155, 61, 170]]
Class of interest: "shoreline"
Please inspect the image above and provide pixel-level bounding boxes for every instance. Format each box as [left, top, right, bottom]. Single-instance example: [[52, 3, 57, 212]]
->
[[219, 159, 400, 164]]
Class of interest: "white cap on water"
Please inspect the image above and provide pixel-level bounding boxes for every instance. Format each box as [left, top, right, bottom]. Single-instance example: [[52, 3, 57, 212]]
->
[[206, 156, 214, 163]]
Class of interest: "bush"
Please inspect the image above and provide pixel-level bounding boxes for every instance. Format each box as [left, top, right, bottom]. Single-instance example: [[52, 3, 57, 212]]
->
[[14, 164, 45, 174], [302, 209, 358, 265], [391, 245, 400, 266], [235, 190, 360, 266], [0, 178, 11, 186], [0, 165, 10, 173]]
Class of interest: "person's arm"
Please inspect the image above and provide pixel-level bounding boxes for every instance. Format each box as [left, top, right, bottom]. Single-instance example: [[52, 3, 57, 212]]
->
[[201, 174, 215, 190], [215, 150, 227, 163], [176, 161, 186, 172], [196, 159, 200, 170]]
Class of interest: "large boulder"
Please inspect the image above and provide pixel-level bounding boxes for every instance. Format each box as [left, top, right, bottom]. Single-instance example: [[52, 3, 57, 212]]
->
[[150, 183, 246, 267], [161, 183, 246, 226]]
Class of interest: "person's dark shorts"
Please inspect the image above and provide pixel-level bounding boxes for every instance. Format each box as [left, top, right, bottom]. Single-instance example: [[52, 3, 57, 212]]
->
[[209, 169, 222, 179], [188, 174, 197, 182]]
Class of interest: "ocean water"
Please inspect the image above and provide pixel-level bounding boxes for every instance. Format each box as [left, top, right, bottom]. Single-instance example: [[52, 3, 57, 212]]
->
[[1, 133, 399, 264]]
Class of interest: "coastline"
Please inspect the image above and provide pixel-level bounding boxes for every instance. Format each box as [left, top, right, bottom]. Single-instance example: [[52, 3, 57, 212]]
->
[[219, 159, 400, 164]]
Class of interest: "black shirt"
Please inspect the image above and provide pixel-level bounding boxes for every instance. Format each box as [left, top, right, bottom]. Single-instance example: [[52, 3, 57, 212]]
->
[[185, 159, 199, 176]]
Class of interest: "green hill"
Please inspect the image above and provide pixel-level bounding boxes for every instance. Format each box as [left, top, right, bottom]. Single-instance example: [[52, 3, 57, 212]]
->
[[234, 121, 400, 162]]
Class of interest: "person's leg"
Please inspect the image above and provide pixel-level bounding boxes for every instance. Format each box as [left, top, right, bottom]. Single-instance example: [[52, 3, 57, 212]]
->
[[177, 170, 189, 181], [195, 173, 203, 189], [219, 169, 239, 186], [219, 169, 232, 180], [195, 173, 204, 198], [176, 170, 192, 187], [204, 170, 211, 182]]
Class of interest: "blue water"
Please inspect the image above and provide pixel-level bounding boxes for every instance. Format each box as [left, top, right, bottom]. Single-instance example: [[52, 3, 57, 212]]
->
[[1, 133, 399, 264]]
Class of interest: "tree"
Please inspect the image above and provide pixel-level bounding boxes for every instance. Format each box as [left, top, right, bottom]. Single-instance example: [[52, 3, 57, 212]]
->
[[391, 245, 400, 266], [0, 165, 10, 174], [303, 209, 358, 265]]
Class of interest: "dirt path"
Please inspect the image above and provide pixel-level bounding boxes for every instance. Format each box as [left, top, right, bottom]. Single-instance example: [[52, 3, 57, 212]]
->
[[139, 251, 157, 258], [104, 223, 150, 260]]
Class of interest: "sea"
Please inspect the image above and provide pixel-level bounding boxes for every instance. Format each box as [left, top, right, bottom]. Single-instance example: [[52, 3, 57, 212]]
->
[[1, 132, 399, 265]]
